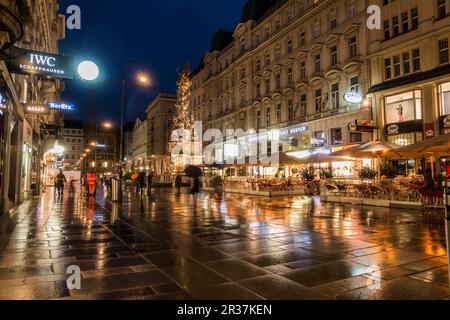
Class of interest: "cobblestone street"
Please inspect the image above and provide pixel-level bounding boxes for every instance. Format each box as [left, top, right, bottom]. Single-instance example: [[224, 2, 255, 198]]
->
[[0, 188, 449, 300]]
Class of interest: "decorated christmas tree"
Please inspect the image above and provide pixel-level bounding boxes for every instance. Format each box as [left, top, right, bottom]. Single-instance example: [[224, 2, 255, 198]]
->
[[169, 64, 195, 172]]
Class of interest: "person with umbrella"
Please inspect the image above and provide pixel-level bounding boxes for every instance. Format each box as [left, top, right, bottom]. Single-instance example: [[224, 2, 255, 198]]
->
[[184, 166, 202, 206]]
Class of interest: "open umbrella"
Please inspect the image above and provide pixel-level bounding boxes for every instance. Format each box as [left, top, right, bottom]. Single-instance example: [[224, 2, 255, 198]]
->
[[184, 165, 203, 178], [298, 154, 354, 164], [395, 134, 450, 179], [331, 140, 402, 158], [331, 141, 402, 178]]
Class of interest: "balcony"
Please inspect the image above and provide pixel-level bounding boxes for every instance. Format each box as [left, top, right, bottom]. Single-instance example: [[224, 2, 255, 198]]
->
[[0, 1, 25, 55]]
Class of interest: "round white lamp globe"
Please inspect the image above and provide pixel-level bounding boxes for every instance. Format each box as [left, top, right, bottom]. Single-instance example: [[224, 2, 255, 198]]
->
[[78, 61, 100, 81]]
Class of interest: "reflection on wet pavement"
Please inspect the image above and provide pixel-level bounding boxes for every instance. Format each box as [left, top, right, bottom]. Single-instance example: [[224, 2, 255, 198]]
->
[[0, 187, 449, 300]]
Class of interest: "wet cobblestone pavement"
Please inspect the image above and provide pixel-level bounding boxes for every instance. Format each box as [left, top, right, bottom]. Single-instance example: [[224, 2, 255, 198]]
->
[[0, 188, 449, 300]]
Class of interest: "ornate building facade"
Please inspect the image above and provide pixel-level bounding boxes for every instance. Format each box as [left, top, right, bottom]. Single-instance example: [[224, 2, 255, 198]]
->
[[0, 0, 65, 212], [367, 0, 450, 175], [190, 0, 374, 176]]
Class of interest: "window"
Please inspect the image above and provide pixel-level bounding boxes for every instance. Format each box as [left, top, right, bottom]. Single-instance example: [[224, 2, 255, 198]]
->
[[411, 8, 418, 30], [240, 67, 246, 80], [275, 73, 281, 89], [438, 0, 446, 19], [331, 128, 342, 145], [266, 108, 271, 127], [413, 48, 421, 71], [300, 94, 307, 117], [350, 77, 359, 93], [299, 32, 306, 47], [314, 131, 325, 147], [315, 89, 322, 113], [313, 25, 320, 38], [383, 20, 390, 40], [287, 39, 293, 54], [288, 100, 294, 121], [403, 52, 410, 74], [348, 0, 356, 18], [385, 58, 392, 80], [401, 12, 409, 33], [300, 61, 306, 79], [439, 82, 450, 116], [330, 46, 338, 65], [265, 78, 271, 93], [330, 17, 337, 29], [265, 52, 271, 66], [257, 111, 262, 129], [256, 58, 261, 72], [314, 54, 321, 73], [255, 83, 261, 98], [439, 39, 449, 65], [275, 46, 281, 60], [393, 55, 401, 77], [276, 104, 282, 123], [348, 37, 357, 58], [392, 16, 399, 37], [350, 132, 363, 143], [287, 67, 293, 85], [384, 90, 422, 125], [331, 83, 340, 110]]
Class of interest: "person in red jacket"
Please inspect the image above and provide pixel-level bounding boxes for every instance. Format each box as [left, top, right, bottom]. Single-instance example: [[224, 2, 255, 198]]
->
[[87, 171, 97, 197]]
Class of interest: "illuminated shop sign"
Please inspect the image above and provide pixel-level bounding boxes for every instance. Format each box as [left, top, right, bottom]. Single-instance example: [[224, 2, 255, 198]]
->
[[386, 120, 423, 136], [24, 104, 50, 115], [48, 102, 75, 111], [344, 92, 363, 104], [280, 125, 309, 136], [8, 49, 74, 79]]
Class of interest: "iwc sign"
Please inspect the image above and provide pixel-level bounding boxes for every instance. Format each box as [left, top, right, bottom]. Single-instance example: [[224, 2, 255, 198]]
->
[[8, 49, 74, 79]]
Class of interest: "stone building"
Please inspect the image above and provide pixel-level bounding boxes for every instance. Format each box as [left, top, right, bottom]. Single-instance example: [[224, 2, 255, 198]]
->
[[146, 93, 177, 175], [367, 0, 450, 175], [62, 120, 84, 171], [131, 118, 148, 171], [190, 0, 374, 177], [0, 0, 65, 211]]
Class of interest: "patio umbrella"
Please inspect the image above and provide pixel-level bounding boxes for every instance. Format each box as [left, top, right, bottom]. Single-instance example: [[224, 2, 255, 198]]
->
[[395, 134, 450, 157], [184, 165, 203, 178], [395, 134, 450, 179], [298, 154, 354, 164], [331, 140, 402, 159], [331, 141, 402, 178]]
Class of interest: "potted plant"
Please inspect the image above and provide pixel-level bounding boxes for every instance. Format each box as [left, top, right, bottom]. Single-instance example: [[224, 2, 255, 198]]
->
[[359, 167, 377, 181], [380, 163, 398, 179], [300, 167, 318, 195]]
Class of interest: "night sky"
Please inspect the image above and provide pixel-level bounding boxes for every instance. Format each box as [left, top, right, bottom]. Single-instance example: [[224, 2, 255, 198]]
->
[[58, 0, 246, 125]]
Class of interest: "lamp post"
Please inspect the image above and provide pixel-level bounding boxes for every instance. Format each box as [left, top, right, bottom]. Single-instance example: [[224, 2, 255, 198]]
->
[[77, 60, 151, 198]]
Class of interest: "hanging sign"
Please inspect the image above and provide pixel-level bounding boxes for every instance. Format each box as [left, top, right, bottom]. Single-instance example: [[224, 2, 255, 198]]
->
[[7, 49, 74, 79], [48, 102, 75, 111], [344, 92, 363, 104], [24, 104, 50, 115]]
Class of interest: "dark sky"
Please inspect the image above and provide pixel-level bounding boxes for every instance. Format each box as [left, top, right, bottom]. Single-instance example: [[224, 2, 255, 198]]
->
[[58, 0, 246, 125]]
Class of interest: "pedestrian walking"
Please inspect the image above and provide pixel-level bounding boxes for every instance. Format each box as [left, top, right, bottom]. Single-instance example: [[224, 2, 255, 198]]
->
[[190, 176, 200, 206], [87, 171, 97, 197], [136, 171, 146, 197], [147, 171, 154, 195], [55, 169, 67, 199], [175, 175, 182, 195]]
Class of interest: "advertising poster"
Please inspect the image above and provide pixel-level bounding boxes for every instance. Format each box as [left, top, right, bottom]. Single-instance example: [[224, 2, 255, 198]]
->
[[385, 99, 415, 125]]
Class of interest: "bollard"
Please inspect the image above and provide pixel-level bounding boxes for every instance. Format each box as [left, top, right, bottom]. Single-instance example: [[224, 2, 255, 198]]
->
[[111, 178, 120, 202]]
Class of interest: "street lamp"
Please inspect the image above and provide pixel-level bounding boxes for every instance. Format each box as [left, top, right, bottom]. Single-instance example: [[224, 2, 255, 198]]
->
[[78, 61, 100, 81]]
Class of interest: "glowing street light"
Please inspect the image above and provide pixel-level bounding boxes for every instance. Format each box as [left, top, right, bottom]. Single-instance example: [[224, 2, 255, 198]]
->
[[78, 60, 100, 81]]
